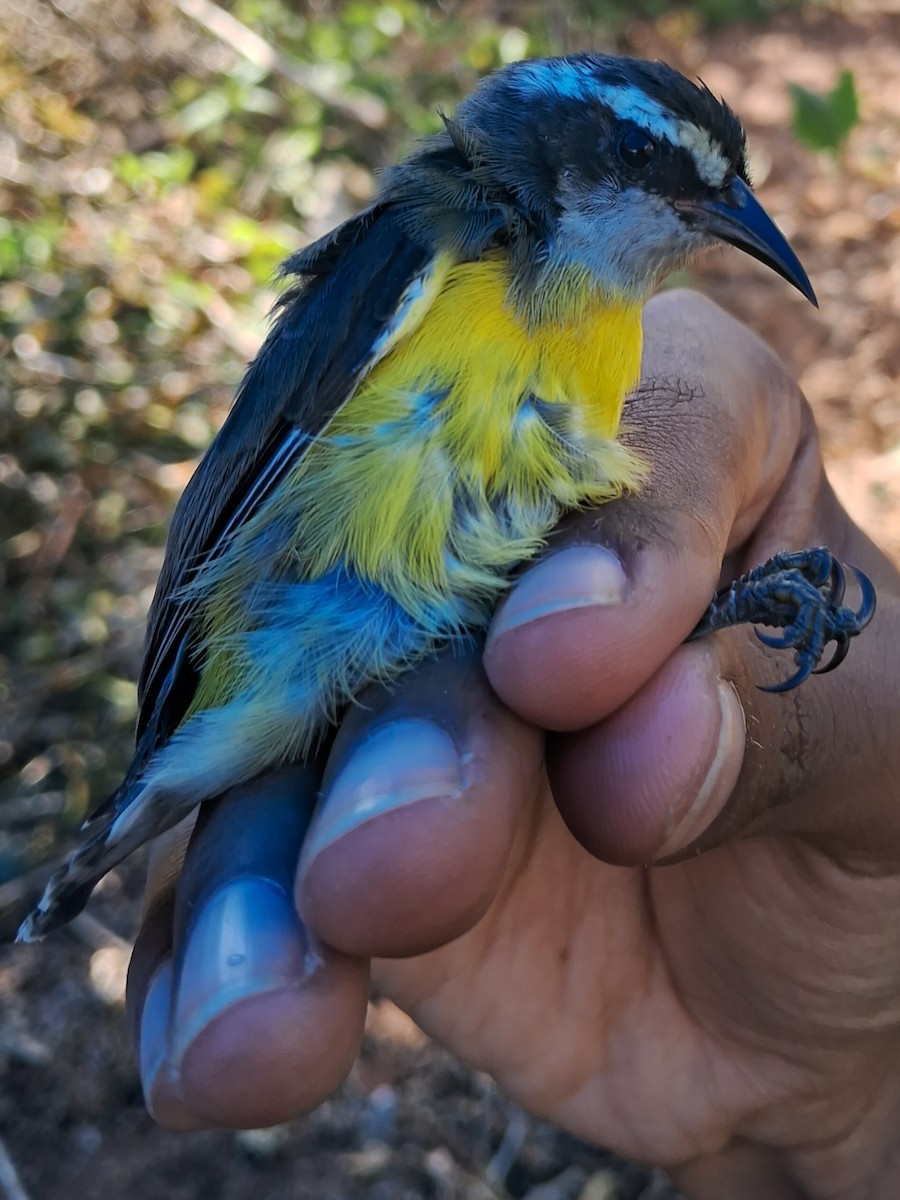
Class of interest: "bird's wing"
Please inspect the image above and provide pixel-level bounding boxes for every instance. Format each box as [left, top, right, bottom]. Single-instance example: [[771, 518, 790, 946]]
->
[[18, 208, 449, 936], [134, 207, 441, 762]]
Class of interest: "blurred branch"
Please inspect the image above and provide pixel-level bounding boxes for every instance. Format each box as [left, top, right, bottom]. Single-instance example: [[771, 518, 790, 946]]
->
[[173, 0, 389, 130], [11, 645, 123, 709], [0, 1136, 32, 1200], [13, 349, 92, 382]]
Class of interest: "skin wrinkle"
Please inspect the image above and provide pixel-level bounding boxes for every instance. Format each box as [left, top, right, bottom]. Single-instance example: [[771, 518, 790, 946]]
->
[[787, 685, 812, 786], [557, 850, 647, 1078], [630, 374, 704, 408], [785, 855, 900, 1014], [784, 1063, 900, 1199], [637, 424, 729, 549], [632, 852, 731, 1126], [659, 849, 885, 1075], [620, 387, 735, 560], [636, 298, 799, 549], [387, 888, 579, 1112], [622, 397, 746, 550], [558, 963, 762, 1167]]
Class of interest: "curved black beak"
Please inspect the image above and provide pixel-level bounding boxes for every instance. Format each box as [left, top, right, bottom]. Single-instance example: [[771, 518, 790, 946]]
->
[[677, 177, 817, 307]]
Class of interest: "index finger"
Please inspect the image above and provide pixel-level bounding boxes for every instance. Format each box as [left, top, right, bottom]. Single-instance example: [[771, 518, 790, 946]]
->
[[484, 290, 805, 730]]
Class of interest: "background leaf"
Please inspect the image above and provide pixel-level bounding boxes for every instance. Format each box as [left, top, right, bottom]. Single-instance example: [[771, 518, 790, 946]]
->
[[789, 69, 860, 153]]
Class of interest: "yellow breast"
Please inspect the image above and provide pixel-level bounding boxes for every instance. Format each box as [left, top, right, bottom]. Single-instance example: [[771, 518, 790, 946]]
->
[[284, 256, 643, 585], [211, 253, 645, 619], [187, 255, 645, 719], [369, 255, 643, 481]]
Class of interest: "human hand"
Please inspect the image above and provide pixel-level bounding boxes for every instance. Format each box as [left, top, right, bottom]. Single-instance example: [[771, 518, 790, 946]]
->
[[127, 291, 900, 1200]]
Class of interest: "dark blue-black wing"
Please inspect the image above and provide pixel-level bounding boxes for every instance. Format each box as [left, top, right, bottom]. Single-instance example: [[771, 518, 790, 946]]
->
[[133, 207, 434, 766]]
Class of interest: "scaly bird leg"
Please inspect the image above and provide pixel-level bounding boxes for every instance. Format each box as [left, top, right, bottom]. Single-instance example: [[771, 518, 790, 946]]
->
[[688, 547, 876, 693]]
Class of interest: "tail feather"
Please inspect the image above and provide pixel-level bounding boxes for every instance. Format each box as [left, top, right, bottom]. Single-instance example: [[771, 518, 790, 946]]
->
[[17, 869, 103, 941], [17, 818, 123, 941], [17, 777, 185, 942], [79, 786, 121, 831]]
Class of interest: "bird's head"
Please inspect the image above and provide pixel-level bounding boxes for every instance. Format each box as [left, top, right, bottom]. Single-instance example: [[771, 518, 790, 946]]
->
[[385, 54, 815, 311]]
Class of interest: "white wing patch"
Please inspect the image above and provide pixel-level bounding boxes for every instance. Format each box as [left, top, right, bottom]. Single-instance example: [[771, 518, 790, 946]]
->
[[674, 121, 729, 188], [366, 253, 454, 368]]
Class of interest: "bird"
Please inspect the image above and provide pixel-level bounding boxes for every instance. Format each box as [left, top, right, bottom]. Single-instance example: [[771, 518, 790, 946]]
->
[[19, 52, 875, 941]]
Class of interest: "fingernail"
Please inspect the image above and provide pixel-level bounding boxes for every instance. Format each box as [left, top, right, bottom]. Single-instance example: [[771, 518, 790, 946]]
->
[[172, 879, 306, 1064], [304, 720, 463, 860], [138, 961, 203, 1128], [489, 545, 626, 641], [139, 961, 173, 1104], [654, 679, 746, 860]]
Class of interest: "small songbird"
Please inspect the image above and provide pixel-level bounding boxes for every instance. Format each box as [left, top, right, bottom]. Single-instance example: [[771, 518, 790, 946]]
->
[[20, 53, 874, 939]]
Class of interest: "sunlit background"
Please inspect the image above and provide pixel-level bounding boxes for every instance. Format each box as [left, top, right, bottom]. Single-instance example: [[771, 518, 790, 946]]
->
[[1, 0, 898, 1196]]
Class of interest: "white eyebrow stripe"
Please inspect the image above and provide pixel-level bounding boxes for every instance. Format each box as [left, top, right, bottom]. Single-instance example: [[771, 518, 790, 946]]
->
[[510, 68, 730, 188], [675, 122, 729, 187]]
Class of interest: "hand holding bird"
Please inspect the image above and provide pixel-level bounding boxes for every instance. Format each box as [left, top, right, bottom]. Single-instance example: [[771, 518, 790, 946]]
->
[[21, 54, 873, 940], [128, 293, 900, 1200]]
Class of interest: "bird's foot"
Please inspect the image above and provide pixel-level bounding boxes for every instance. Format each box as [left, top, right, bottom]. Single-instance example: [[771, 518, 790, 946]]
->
[[688, 546, 876, 693]]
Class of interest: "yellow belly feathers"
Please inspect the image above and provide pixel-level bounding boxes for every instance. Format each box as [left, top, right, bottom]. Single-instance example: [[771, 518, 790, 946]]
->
[[187, 254, 644, 725]]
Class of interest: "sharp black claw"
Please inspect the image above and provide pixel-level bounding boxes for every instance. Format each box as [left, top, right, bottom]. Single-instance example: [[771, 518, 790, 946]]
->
[[850, 565, 877, 628], [813, 633, 850, 675], [755, 627, 793, 649], [760, 658, 815, 694], [828, 557, 846, 605], [692, 549, 876, 693]]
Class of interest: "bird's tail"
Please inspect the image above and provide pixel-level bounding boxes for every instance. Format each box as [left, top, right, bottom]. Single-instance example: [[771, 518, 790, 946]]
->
[[16, 777, 178, 941]]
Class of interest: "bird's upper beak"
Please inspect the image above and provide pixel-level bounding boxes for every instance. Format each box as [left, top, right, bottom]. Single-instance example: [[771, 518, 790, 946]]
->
[[676, 176, 817, 307]]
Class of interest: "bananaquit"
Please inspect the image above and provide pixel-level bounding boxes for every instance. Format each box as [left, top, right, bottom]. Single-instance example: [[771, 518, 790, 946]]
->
[[20, 53, 874, 940]]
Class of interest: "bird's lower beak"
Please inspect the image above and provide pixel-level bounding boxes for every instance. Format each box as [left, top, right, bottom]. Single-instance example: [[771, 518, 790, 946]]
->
[[677, 177, 817, 306]]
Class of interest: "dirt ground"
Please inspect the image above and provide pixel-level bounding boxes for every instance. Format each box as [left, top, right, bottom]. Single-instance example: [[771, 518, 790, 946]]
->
[[3, 911, 681, 1200], [1, 1, 899, 1198]]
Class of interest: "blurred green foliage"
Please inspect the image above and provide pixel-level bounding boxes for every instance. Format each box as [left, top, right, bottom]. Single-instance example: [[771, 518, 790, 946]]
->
[[789, 69, 860, 154]]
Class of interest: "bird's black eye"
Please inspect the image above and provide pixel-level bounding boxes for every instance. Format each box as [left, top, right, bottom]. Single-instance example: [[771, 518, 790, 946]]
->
[[618, 129, 657, 169]]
